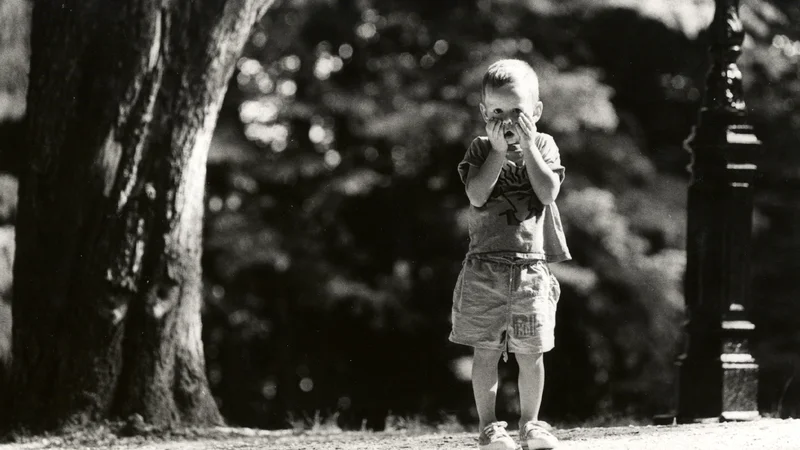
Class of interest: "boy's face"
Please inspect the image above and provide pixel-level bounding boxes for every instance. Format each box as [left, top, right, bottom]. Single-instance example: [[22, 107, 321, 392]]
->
[[480, 81, 543, 145]]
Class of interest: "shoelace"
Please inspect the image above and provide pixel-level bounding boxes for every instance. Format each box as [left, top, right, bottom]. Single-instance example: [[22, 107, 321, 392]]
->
[[522, 421, 556, 441], [526, 426, 549, 436], [484, 421, 509, 439]]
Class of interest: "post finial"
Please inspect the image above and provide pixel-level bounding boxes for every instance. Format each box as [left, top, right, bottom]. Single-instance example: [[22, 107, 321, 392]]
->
[[707, 0, 747, 113]]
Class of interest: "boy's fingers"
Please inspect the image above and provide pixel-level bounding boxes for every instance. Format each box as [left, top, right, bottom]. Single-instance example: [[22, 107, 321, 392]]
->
[[519, 112, 533, 129], [523, 115, 536, 133], [521, 113, 539, 136]]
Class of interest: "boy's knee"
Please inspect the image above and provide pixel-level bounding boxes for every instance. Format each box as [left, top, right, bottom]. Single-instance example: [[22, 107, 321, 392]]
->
[[516, 352, 544, 369], [473, 348, 503, 366]]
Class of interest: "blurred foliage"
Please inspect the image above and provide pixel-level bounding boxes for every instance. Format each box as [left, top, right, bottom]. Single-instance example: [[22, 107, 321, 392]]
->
[[201, 0, 708, 429], [738, 0, 800, 420], [0, 0, 799, 430]]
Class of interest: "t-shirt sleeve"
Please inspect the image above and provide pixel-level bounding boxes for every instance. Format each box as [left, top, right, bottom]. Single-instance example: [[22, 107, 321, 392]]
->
[[536, 133, 565, 182], [457, 137, 489, 185]]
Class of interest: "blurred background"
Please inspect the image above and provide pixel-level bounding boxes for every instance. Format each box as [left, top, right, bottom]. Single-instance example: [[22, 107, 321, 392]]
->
[[1, 0, 800, 431]]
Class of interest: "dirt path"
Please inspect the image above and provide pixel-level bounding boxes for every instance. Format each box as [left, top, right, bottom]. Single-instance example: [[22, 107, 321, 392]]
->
[[2, 419, 797, 449]]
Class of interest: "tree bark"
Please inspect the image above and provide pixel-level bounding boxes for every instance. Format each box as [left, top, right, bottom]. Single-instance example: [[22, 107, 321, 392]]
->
[[0, 0, 30, 123], [6, 0, 272, 431]]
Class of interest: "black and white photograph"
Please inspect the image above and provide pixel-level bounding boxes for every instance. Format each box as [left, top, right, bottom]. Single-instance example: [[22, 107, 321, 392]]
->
[[0, 0, 798, 448]]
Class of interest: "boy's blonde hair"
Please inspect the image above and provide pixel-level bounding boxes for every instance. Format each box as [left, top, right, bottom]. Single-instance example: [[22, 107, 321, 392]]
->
[[481, 59, 540, 104]]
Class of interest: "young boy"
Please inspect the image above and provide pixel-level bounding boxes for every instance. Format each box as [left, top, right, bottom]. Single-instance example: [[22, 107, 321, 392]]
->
[[450, 59, 570, 450]]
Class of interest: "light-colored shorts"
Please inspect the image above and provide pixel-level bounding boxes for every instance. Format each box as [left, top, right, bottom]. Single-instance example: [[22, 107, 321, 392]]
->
[[449, 255, 561, 356]]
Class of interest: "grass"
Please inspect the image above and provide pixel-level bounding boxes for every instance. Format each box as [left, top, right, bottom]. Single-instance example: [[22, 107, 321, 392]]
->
[[285, 410, 469, 434], [283, 410, 648, 435]]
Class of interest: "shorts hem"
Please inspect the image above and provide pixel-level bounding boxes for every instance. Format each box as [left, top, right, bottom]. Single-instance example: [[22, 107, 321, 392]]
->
[[448, 335, 505, 351], [449, 335, 554, 354], [508, 343, 554, 354]]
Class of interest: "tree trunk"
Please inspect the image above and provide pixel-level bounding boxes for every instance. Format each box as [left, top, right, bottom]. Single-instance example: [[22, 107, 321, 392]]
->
[[6, 0, 272, 431], [0, 0, 30, 123]]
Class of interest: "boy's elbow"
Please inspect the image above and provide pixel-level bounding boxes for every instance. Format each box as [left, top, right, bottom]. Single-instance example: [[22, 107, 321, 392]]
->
[[539, 185, 560, 205], [465, 186, 487, 207], [467, 192, 487, 208]]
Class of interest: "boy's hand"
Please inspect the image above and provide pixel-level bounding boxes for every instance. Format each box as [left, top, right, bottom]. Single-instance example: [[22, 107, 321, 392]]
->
[[515, 111, 538, 152], [486, 119, 508, 153]]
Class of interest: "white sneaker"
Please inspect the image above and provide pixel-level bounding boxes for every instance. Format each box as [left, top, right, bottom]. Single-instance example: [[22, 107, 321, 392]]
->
[[520, 420, 558, 449], [478, 421, 517, 450]]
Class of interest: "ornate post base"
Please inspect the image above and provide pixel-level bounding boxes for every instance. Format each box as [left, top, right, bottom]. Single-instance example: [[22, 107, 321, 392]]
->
[[720, 319, 758, 421]]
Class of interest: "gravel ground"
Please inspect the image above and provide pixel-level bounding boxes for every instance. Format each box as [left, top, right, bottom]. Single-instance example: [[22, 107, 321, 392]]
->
[[1, 419, 797, 450]]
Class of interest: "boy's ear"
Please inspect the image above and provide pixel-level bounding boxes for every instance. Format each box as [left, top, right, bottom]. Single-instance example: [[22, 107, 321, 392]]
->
[[479, 103, 489, 122], [532, 101, 543, 122]]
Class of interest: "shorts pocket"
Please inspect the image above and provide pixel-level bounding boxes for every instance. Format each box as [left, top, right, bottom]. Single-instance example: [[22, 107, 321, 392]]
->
[[453, 266, 467, 313], [519, 262, 549, 300], [547, 272, 560, 332], [455, 259, 507, 317], [550, 272, 561, 305], [453, 259, 478, 314]]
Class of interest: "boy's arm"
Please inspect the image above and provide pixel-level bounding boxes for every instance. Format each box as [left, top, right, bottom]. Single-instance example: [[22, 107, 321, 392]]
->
[[521, 143, 560, 205], [516, 113, 561, 205], [464, 120, 509, 207], [465, 148, 507, 207]]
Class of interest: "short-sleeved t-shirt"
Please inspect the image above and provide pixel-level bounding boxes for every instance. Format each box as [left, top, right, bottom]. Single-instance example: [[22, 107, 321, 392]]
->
[[457, 134, 571, 263]]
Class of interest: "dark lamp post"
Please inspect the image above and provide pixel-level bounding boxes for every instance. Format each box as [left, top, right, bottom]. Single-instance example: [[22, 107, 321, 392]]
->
[[677, 0, 761, 423]]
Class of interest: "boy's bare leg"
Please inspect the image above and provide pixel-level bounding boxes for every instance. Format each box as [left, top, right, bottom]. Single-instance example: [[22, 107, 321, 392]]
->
[[516, 352, 545, 427], [472, 348, 504, 429]]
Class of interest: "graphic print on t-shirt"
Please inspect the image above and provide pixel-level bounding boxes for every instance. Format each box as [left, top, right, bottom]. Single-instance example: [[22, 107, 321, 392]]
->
[[491, 162, 544, 226]]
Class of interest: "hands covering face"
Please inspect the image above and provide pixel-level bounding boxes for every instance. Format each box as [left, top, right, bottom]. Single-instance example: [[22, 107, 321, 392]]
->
[[486, 118, 509, 152], [485, 110, 537, 152], [513, 110, 537, 148]]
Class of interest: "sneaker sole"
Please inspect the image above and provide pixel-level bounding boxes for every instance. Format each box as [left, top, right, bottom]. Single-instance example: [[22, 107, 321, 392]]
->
[[479, 441, 518, 450], [524, 440, 557, 450]]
